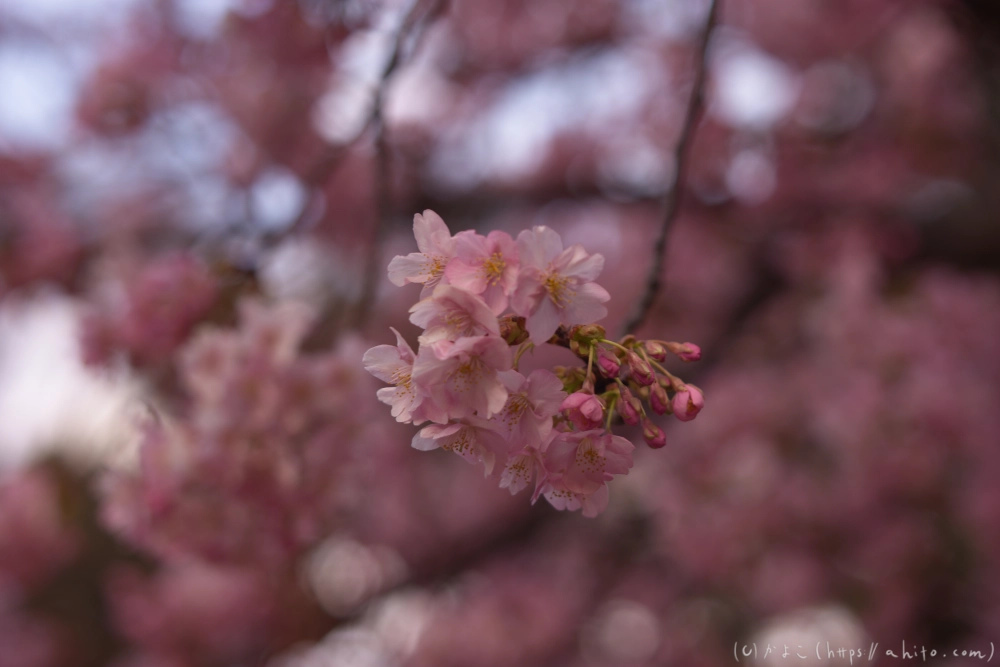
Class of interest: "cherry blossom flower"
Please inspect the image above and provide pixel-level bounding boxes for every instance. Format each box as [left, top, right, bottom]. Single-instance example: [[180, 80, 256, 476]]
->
[[370, 214, 705, 517], [511, 226, 610, 343], [538, 481, 610, 519], [672, 384, 705, 422], [363, 327, 424, 424], [411, 335, 512, 422], [409, 285, 500, 344], [500, 447, 545, 496], [387, 210, 456, 297], [238, 299, 316, 364], [541, 429, 634, 496], [494, 369, 566, 448], [411, 419, 507, 474], [444, 230, 519, 315], [179, 329, 243, 404], [560, 392, 605, 431]]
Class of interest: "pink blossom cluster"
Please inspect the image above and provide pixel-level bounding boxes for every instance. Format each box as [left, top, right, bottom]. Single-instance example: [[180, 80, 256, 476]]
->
[[365, 211, 704, 517], [82, 253, 220, 368], [101, 298, 375, 567]]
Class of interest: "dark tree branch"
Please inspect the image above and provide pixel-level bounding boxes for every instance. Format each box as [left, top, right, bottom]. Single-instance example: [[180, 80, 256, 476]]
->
[[619, 0, 722, 337], [352, 0, 448, 328]]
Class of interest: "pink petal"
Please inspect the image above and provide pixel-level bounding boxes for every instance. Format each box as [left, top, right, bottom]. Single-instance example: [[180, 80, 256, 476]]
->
[[580, 484, 609, 518], [389, 327, 416, 364], [452, 229, 491, 261], [387, 252, 431, 286], [444, 258, 489, 294], [516, 226, 563, 270], [413, 210, 451, 254], [480, 283, 509, 315], [498, 369, 527, 393], [525, 297, 562, 343], [562, 248, 605, 281], [562, 281, 610, 325], [482, 375, 510, 418], [501, 453, 536, 495], [362, 345, 405, 383], [525, 369, 566, 416], [510, 268, 545, 317]]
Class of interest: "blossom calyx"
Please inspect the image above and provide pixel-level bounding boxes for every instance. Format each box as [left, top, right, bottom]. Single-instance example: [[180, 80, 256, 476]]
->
[[555, 366, 587, 394], [499, 315, 529, 346]]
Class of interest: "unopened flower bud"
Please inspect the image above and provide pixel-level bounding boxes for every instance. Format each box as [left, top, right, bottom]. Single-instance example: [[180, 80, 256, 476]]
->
[[595, 346, 621, 378], [666, 341, 702, 362], [672, 384, 704, 422], [642, 418, 666, 449], [644, 341, 668, 362], [559, 367, 587, 394], [649, 382, 671, 415], [499, 315, 529, 345], [617, 386, 641, 425], [572, 324, 606, 342], [627, 350, 656, 386]]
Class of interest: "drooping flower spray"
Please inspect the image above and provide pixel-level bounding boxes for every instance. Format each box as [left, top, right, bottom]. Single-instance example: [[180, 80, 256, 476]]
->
[[365, 211, 705, 517]]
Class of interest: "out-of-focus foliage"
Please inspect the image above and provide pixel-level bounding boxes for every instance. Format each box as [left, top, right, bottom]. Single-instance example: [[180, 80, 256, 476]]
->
[[2, 0, 1000, 665]]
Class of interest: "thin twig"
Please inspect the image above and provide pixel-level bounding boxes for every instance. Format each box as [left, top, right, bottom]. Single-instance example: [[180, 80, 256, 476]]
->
[[619, 0, 721, 337], [352, 0, 447, 329], [261, 0, 446, 253]]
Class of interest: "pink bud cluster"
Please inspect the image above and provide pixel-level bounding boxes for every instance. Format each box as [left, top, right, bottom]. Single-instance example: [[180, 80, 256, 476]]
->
[[365, 211, 704, 517], [586, 333, 705, 449]]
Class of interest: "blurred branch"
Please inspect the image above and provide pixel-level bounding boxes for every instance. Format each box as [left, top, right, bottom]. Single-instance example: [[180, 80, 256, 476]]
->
[[263, 0, 447, 253], [352, 0, 448, 328], [619, 0, 722, 337]]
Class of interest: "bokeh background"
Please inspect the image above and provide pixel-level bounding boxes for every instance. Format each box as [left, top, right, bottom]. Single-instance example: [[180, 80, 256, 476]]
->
[[2, 0, 1000, 665]]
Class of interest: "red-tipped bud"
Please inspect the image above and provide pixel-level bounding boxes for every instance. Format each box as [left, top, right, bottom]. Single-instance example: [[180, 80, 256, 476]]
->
[[666, 341, 702, 362], [644, 341, 668, 362], [650, 382, 671, 415], [672, 384, 704, 422], [642, 418, 666, 449], [627, 350, 656, 386], [617, 386, 641, 425], [595, 346, 621, 378]]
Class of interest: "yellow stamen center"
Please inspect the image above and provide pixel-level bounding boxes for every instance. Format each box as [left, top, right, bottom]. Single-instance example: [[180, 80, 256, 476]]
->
[[544, 272, 574, 308], [481, 252, 507, 286]]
